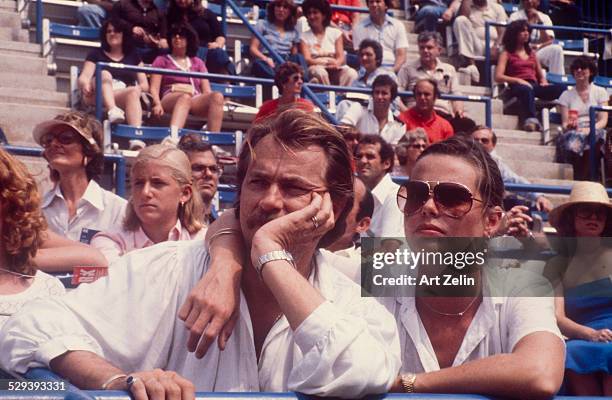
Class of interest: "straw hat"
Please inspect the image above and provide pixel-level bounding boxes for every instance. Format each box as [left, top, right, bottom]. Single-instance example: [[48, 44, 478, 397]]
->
[[32, 111, 102, 151], [548, 181, 612, 229]]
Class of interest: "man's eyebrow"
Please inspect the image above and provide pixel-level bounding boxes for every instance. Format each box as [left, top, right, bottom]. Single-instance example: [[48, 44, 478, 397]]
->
[[278, 175, 320, 188]]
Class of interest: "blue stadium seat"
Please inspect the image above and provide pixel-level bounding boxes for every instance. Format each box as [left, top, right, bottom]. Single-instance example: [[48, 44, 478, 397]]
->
[[546, 73, 576, 87], [48, 22, 99, 40], [111, 125, 240, 147], [594, 75, 612, 89]]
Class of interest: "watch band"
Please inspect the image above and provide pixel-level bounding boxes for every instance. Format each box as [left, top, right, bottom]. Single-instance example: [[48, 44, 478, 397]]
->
[[255, 249, 295, 277], [400, 373, 417, 393]]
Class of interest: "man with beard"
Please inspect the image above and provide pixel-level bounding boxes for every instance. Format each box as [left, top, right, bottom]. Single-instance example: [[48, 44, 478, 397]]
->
[[0, 109, 400, 400]]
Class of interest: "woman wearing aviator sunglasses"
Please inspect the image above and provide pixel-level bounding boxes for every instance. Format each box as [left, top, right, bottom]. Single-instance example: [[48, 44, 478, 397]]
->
[[387, 137, 564, 397], [33, 111, 127, 243], [543, 181, 612, 396]]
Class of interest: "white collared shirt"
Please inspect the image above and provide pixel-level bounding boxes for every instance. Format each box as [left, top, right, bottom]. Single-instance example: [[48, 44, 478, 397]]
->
[[353, 15, 409, 66], [90, 219, 206, 266], [366, 174, 405, 238], [42, 180, 127, 242], [340, 101, 406, 145], [0, 241, 401, 397], [377, 269, 563, 372]]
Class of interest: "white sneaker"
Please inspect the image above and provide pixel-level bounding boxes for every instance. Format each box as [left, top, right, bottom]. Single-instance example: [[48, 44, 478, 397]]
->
[[108, 107, 125, 124]]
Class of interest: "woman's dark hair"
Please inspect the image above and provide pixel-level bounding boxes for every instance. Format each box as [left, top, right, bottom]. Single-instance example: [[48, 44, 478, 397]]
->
[[502, 19, 531, 54], [418, 137, 505, 211], [302, 0, 332, 27], [166, 0, 205, 25], [274, 61, 303, 94], [167, 22, 200, 57], [266, 0, 298, 30], [365, 0, 393, 9], [100, 18, 134, 54], [570, 56, 598, 83], [358, 39, 383, 67]]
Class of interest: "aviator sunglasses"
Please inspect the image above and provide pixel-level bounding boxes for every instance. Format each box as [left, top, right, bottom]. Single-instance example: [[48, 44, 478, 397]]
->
[[40, 131, 79, 148], [397, 180, 484, 219]]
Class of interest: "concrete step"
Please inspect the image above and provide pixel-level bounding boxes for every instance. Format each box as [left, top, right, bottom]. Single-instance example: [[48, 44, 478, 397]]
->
[[0, 52, 46, 74], [457, 84, 491, 97], [495, 128, 542, 145], [0, 10, 21, 28], [0, 26, 28, 41], [530, 177, 578, 187], [0, 0, 16, 11], [0, 38, 39, 55], [0, 87, 68, 107], [491, 113, 519, 130], [495, 143, 556, 163], [502, 158, 573, 180], [0, 102, 69, 145], [0, 71, 57, 91]]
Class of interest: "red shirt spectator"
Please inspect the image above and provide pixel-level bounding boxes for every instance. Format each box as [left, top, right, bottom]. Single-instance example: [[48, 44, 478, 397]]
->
[[330, 0, 361, 27], [254, 98, 315, 122], [399, 107, 453, 143]]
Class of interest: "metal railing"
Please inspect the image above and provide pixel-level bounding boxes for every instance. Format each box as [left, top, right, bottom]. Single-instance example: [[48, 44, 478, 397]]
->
[[4, 145, 128, 197], [484, 22, 612, 88], [588, 105, 612, 180]]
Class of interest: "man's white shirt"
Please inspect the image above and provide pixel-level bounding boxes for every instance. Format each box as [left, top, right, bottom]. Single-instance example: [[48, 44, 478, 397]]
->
[[366, 174, 405, 238]]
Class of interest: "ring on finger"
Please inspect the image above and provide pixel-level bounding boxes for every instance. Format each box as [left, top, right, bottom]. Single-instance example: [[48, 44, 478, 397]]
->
[[126, 376, 141, 391], [311, 215, 319, 229]]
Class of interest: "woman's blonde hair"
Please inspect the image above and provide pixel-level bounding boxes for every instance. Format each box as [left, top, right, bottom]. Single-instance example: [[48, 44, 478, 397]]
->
[[123, 144, 203, 234], [0, 148, 47, 274]]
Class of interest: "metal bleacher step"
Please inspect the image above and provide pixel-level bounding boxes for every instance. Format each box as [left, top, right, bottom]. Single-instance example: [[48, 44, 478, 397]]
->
[[495, 128, 542, 145], [0, 102, 69, 146], [0, 71, 57, 91], [491, 113, 519, 130], [502, 158, 573, 180], [494, 143, 556, 163], [0, 9, 21, 27], [0, 38, 39, 55], [0, 52, 47, 74], [0, 0, 16, 11], [0, 87, 68, 107], [0, 26, 28, 41]]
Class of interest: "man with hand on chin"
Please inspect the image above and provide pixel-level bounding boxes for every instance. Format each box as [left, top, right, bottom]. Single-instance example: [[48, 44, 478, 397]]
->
[[0, 109, 400, 400]]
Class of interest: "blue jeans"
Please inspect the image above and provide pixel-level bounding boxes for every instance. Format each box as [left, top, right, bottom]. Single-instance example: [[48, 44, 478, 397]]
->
[[414, 5, 447, 33], [197, 47, 236, 75], [507, 82, 565, 123], [77, 4, 106, 28]]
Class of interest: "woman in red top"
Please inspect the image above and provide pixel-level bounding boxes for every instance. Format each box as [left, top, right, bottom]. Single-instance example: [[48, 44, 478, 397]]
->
[[254, 62, 315, 122], [495, 19, 564, 132]]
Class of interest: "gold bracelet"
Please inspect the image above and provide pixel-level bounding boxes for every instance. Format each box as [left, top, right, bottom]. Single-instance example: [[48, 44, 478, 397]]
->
[[400, 373, 417, 393], [101, 373, 127, 390]]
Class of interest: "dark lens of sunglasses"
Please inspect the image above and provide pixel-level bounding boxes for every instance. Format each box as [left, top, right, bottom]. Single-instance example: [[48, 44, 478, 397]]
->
[[434, 183, 473, 217], [42, 132, 76, 147], [399, 182, 430, 215], [479, 138, 490, 144], [577, 206, 606, 219]]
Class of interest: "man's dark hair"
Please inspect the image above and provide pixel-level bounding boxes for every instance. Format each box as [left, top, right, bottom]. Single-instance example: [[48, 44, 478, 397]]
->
[[418, 137, 504, 210], [355, 177, 375, 221], [372, 74, 398, 100], [100, 18, 134, 54], [358, 135, 395, 173], [302, 0, 332, 27], [236, 109, 354, 248], [178, 132, 216, 160], [570, 56, 598, 83], [502, 19, 531, 54], [365, 0, 393, 9], [167, 22, 200, 57], [358, 39, 383, 67]]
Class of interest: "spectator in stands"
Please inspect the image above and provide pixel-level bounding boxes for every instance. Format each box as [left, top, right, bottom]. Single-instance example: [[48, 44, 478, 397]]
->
[[150, 23, 225, 136], [77, 0, 117, 28], [495, 19, 565, 132], [470, 125, 553, 212], [166, 0, 235, 75], [178, 133, 220, 225], [545, 181, 612, 396], [412, 0, 459, 33], [396, 128, 429, 177], [339, 74, 406, 144], [453, 0, 507, 81], [300, 0, 358, 86], [399, 79, 454, 143], [352, 0, 408, 74], [386, 137, 564, 398], [398, 31, 476, 134], [0, 148, 66, 329], [549, 0, 581, 40], [337, 124, 362, 153], [254, 61, 315, 122], [78, 18, 149, 126], [90, 144, 204, 266], [34, 112, 127, 243], [556, 56, 609, 180], [509, 0, 565, 75], [111, 0, 168, 63], [329, 0, 363, 48], [353, 39, 398, 88], [0, 110, 401, 398], [355, 135, 405, 238], [250, 0, 307, 81]]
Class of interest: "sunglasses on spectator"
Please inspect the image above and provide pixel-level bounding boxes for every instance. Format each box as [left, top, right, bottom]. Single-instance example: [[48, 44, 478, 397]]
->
[[397, 180, 484, 219], [191, 164, 221, 175], [409, 143, 427, 150], [106, 28, 120, 34], [475, 137, 491, 145], [575, 205, 608, 219], [289, 74, 303, 83], [40, 131, 79, 147]]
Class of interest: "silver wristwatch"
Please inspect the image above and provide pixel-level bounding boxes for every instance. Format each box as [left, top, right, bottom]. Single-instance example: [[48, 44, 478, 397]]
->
[[255, 249, 295, 276]]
